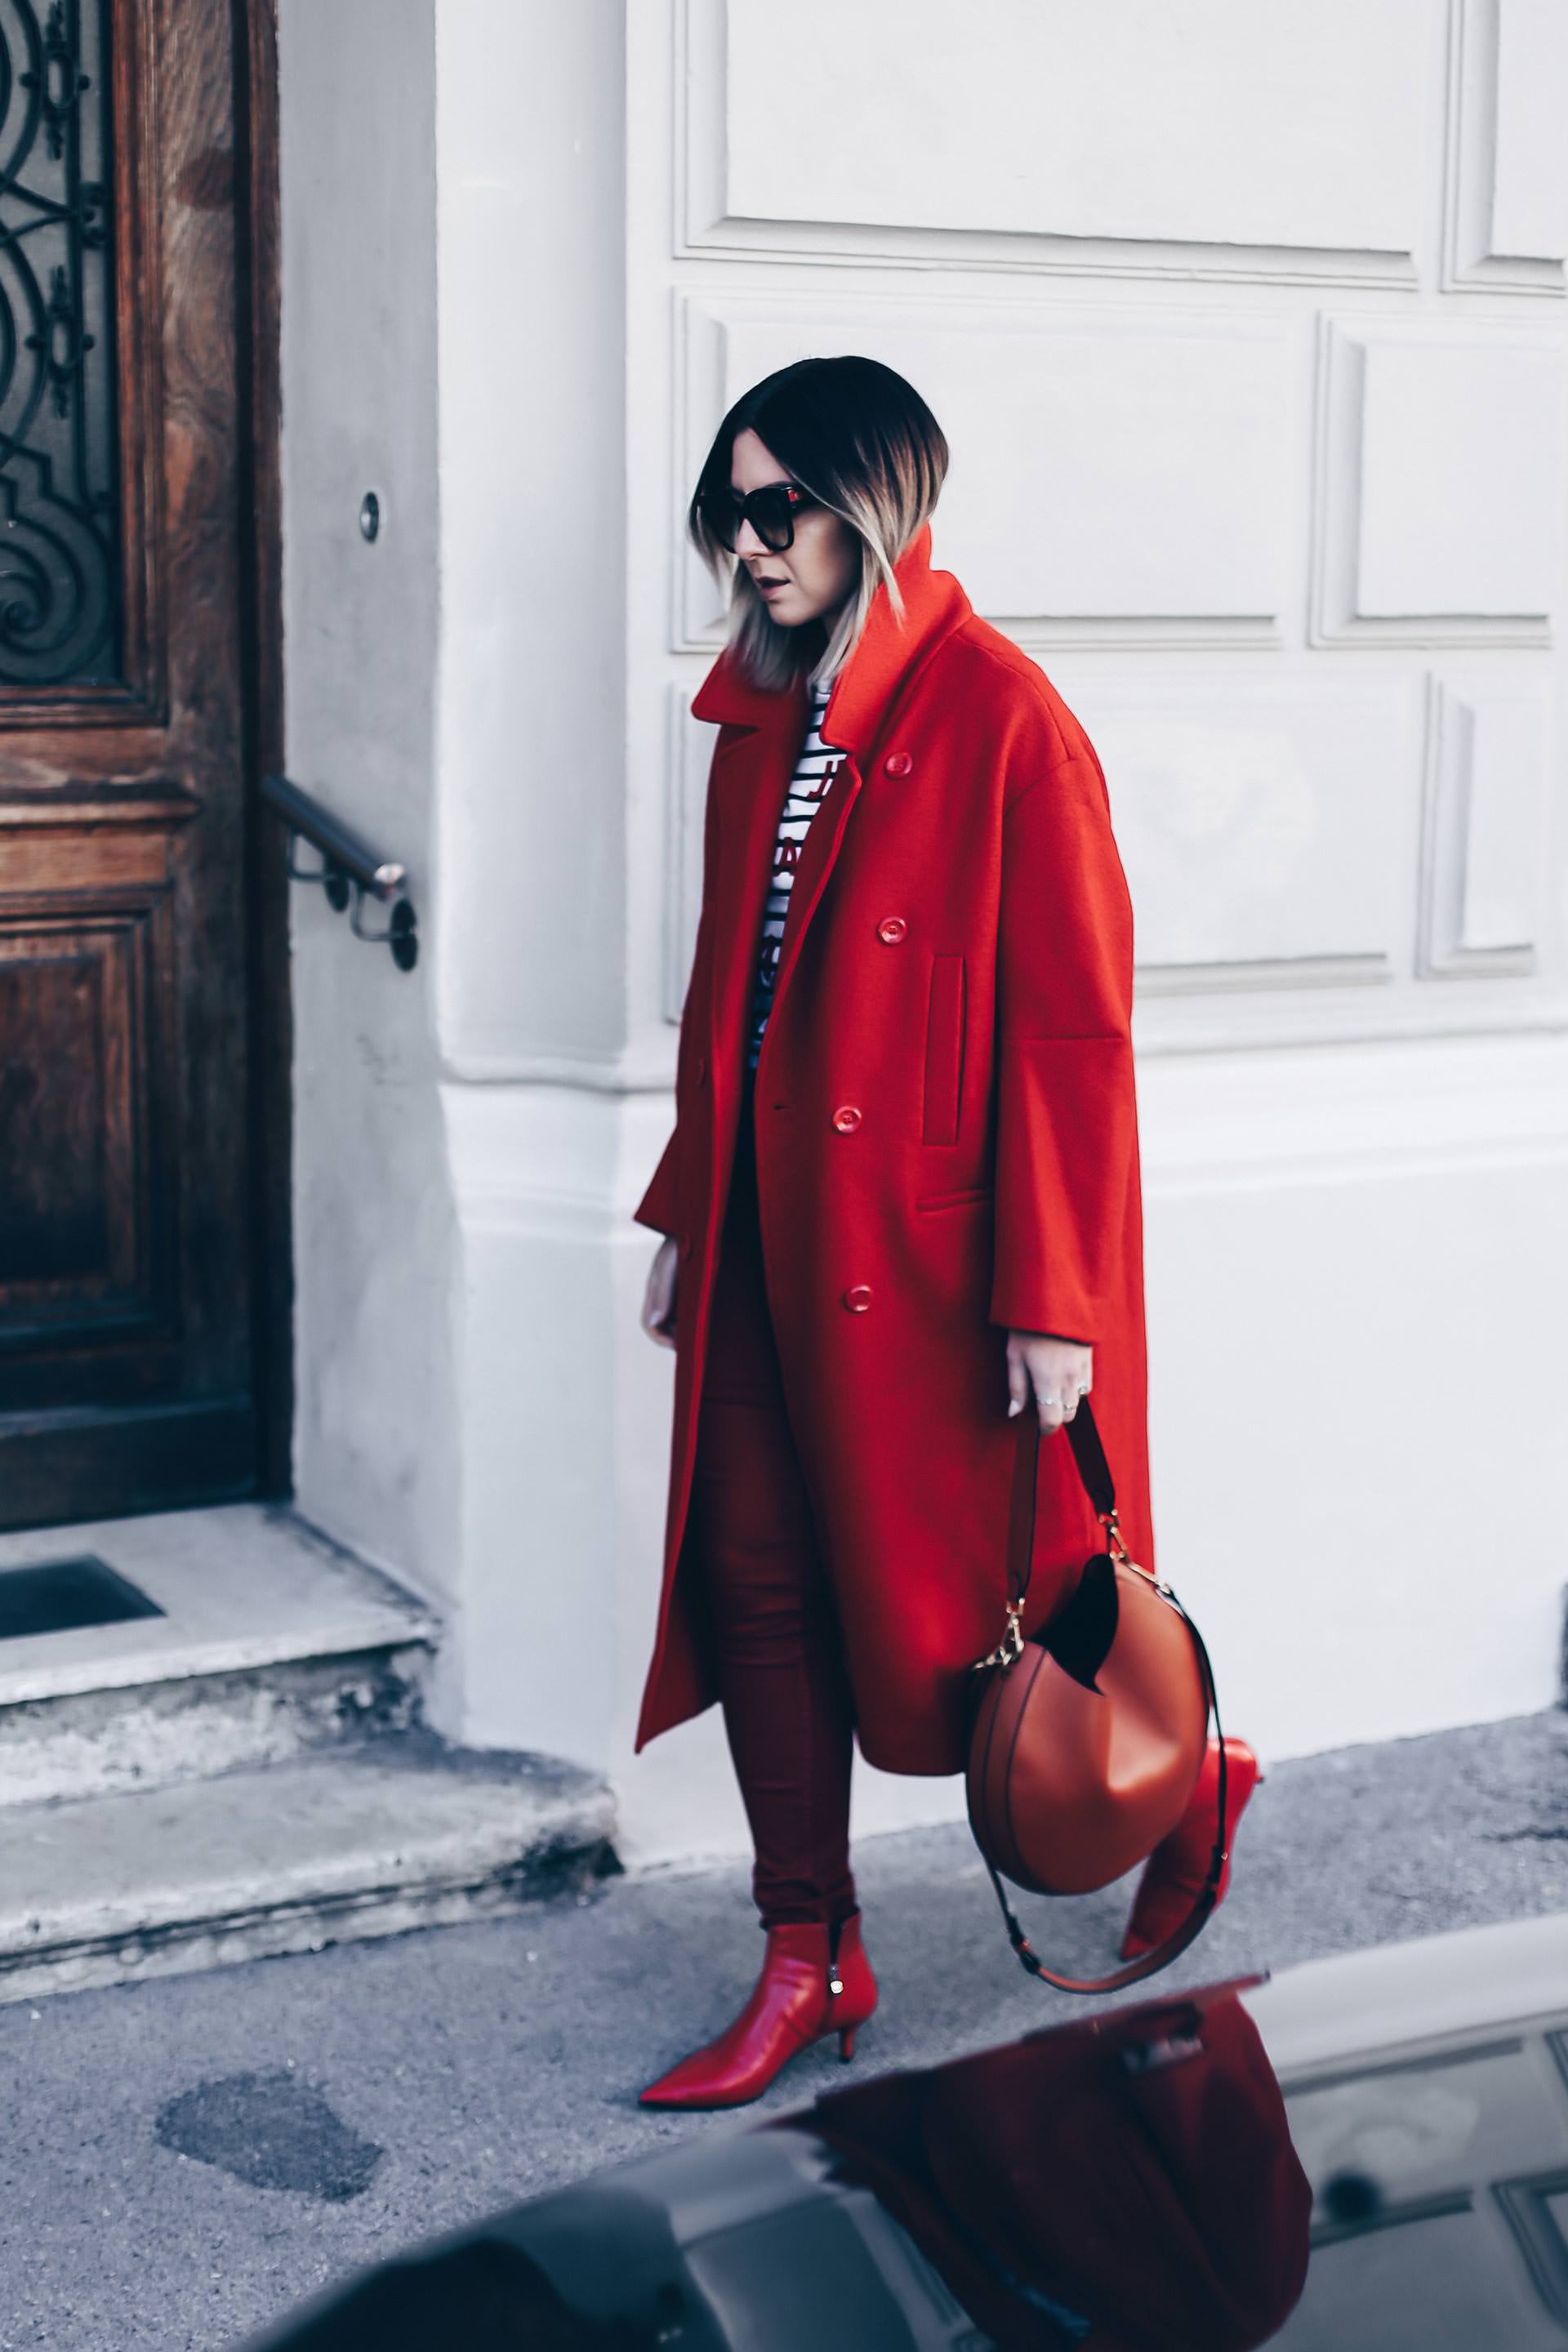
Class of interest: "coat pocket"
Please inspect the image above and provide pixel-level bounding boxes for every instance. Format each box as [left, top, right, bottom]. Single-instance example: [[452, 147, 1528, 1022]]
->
[[920, 953, 967, 1146]]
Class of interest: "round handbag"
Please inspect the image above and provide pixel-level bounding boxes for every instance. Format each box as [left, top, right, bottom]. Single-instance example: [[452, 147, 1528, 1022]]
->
[[965, 1397, 1228, 1993]]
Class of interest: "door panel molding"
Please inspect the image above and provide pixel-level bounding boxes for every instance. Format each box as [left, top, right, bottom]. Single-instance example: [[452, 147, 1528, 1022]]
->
[[0, 0, 291, 1526]]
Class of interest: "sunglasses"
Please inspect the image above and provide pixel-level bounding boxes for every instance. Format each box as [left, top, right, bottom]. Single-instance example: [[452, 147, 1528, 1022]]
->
[[700, 479, 821, 554]]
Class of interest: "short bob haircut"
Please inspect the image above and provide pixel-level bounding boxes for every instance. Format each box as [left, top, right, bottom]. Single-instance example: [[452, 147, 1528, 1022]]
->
[[688, 355, 948, 694]]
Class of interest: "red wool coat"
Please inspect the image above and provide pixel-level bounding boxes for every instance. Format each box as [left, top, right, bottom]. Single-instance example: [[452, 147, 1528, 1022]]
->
[[632, 523, 1152, 1775]]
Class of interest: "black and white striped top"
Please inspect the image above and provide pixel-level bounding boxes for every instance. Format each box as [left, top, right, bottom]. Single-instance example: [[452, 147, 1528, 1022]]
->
[[745, 678, 844, 1073]]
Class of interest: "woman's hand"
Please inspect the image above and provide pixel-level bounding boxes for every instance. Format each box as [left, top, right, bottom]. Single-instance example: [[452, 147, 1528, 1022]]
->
[[1005, 1330, 1093, 1432], [641, 1235, 680, 1350]]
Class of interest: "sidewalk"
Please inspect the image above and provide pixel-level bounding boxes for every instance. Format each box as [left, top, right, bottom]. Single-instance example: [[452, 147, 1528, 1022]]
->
[[3, 1708, 1566, 2350]]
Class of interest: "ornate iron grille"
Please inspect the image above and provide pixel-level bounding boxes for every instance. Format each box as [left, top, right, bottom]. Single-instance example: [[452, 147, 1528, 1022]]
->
[[0, 0, 119, 688]]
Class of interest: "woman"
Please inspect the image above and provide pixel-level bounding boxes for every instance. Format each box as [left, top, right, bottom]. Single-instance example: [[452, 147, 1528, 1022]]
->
[[632, 357, 1258, 2109]]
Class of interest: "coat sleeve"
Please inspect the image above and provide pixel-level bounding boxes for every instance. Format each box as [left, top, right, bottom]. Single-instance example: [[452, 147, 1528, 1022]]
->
[[988, 751, 1138, 1343], [632, 894, 711, 1238], [631, 738, 722, 1239], [631, 1125, 682, 1238]]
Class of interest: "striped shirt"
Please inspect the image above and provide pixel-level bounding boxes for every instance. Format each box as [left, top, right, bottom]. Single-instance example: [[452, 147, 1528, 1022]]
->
[[746, 679, 844, 1072]]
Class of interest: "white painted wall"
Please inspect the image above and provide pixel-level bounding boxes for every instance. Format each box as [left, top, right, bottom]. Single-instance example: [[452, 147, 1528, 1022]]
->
[[280, 1, 1568, 1875], [279, 0, 634, 1752], [429, 0, 631, 1763], [277, 0, 465, 1710]]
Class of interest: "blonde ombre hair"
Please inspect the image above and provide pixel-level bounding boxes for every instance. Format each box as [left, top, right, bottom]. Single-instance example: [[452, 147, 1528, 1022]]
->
[[688, 357, 949, 694]]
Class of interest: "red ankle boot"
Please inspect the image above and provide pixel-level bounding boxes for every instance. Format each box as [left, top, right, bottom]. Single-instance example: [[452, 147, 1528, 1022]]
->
[[1119, 1736, 1263, 1961], [639, 1912, 877, 2110]]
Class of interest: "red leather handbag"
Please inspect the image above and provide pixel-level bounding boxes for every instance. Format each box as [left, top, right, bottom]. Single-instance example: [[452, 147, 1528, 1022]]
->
[[966, 1398, 1228, 1993]]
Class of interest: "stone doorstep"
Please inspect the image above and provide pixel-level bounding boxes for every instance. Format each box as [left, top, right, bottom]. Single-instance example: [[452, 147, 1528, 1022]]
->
[[0, 1502, 441, 1712], [0, 1501, 442, 1806], [0, 1743, 617, 2007], [0, 1642, 433, 1809]]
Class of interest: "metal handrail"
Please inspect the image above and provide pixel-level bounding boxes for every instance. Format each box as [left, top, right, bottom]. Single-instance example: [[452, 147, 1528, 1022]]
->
[[262, 772, 418, 971], [261, 772, 404, 898]]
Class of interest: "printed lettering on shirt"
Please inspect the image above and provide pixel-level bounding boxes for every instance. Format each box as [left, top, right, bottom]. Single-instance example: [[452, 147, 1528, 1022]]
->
[[746, 682, 842, 1071]]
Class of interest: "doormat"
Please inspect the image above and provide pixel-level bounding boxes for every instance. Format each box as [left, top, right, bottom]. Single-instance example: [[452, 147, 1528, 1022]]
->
[[0, 1556, 165, 1642]]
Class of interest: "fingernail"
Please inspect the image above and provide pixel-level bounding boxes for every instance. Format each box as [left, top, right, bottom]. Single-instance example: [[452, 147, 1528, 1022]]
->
[[1007, 1398, 1021, 1416]]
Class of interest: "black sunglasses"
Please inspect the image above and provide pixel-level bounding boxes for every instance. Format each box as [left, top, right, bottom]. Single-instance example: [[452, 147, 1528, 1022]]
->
[[700, 478, 821, 554]]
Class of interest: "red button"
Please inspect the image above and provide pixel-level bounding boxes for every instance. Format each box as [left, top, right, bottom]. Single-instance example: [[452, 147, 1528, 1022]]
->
[[875, 915, 907, 944], [831, 1104, 863, 1133], [679, 1234, 693, 1259], [883, 751, 912, 777], [842, 1282, 874, 1312], [694, 1055, 707, 1084]]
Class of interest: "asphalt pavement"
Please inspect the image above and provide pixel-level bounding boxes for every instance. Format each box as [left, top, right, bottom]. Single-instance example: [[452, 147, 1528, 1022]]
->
[[2, 1707, 1567, 2350]]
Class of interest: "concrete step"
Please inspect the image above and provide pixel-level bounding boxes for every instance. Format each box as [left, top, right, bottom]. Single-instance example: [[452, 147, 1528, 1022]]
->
[[0, 1503, 439, 1806], [0, 1737, 616, 2007]]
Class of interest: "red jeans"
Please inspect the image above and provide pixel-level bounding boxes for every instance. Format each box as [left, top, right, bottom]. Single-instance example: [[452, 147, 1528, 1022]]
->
[[688, 1066, 858, 1931]]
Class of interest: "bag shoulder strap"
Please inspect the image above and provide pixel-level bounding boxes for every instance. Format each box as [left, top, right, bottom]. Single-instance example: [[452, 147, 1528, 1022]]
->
[[1006, 1393, 1116, 1612], [989, 1406, 1230, 1997]]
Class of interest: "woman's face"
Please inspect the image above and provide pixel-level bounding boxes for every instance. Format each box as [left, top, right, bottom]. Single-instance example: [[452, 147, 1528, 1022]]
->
[[729, 427, 859, 630]]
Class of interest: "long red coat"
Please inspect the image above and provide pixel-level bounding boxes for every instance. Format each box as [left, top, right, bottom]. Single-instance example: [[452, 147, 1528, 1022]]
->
[[632, 523, 1152, 1775]]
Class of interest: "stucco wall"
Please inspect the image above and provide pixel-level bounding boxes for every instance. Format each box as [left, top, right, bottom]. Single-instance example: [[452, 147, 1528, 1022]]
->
[[277, 0, 463, 1718], [279, 0, 633, 1752]]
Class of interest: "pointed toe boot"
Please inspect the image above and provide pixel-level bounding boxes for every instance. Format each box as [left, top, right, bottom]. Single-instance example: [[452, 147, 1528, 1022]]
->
[[1120, 1735, 1263, 1962], [639, 1912, 877, 2111]]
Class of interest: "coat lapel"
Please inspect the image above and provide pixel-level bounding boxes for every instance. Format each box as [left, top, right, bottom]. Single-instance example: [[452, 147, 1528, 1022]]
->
[[706, 710, 807, 1089], [694, 524, 973, 1077]]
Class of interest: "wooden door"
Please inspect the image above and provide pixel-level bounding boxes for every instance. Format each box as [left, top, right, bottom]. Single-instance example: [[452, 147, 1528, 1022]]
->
[[0, 0, 287, 1530]]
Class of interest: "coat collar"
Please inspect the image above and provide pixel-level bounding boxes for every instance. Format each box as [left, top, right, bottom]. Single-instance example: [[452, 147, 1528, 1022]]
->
[[688, 523, 972, 766]]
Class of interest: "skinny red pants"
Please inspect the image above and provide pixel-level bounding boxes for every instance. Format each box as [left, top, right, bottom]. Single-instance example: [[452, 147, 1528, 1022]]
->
[[688, 1064, 858, 1931]]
